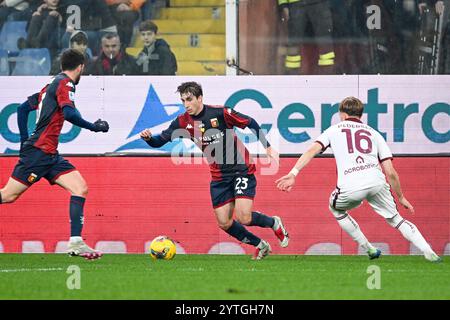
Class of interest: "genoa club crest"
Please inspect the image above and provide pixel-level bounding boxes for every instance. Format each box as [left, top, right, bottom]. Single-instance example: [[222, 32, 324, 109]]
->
[[27, 173, 38, 183], [210, 118, 219, 128]]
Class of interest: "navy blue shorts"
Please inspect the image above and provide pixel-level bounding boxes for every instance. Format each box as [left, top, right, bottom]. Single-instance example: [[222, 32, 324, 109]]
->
[[210, 174, 257, 209], [11, 145, 76, 186]]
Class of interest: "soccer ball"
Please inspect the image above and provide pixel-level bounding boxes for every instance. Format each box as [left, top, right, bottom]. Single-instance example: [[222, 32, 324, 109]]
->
[[149, 236, 176, 260]]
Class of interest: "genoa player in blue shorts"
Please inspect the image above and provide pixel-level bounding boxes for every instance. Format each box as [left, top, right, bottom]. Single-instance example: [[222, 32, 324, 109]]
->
[[0, 49, 109, 260], [140, 82, 289, 260]]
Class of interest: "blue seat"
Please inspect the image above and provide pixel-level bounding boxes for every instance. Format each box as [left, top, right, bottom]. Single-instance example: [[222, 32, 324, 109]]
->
[[0, 21, 28, 52], [0, 49, 9, 75], [12, 48, 51, 75]]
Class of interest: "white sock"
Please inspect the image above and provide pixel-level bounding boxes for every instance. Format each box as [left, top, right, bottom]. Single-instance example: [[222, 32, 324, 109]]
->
[[397, 220, 433, 255], [337, 214, 375, 252], [69, 236, 83, 243], [257, 240, 266, 249]]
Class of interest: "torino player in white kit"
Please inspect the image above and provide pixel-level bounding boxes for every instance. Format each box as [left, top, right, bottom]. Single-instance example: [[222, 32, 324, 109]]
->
[[276, 97, 441, 262]]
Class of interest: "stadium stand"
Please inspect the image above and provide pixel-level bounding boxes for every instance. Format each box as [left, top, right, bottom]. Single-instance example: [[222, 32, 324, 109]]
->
[[11, 48, 51, 75], [0, 20, 27, 53], [128, 0, 226, 75]]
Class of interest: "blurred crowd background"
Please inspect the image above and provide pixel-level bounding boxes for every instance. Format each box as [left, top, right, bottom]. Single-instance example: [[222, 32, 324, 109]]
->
[[0, 0, 448, 76]]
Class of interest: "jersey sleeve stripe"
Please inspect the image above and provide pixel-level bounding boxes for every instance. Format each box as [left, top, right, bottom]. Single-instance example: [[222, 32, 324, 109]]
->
[[56, 78, 75, 108], [379, 157, 393, 163], [315, 140, 328, 151]]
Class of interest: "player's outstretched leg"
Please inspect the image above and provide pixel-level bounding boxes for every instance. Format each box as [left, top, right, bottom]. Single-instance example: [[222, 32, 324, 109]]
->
[[272, 216, 289, 248], [66, 195, 102, 260], [224, 220, 271, 260], [248, 212, 290, 248], [253, 239, 272, 260], [0, 178, 29, 204], [241, 210, 290, 248], [216, 202, 271, 260], [234, 198, 287, 249], [387, 215, 442, 263], [54, 171, 102, 260], [329, 206, 380, 259]]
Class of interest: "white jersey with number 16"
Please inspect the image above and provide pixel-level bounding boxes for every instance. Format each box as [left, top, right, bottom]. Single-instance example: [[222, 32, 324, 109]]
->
[[315, 118, 393, 192]]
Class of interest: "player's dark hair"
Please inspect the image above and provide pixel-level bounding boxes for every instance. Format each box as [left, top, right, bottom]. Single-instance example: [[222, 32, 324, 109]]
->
[[139, 20, 158, 33], [61, 48, 85, 71], [339, 96, 364, 117], [177, 82, 203, 98]]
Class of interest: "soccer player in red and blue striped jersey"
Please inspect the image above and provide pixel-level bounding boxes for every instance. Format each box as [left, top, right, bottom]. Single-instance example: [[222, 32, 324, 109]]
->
[[140, 82, 289, 260], [0, 49, 109, 259]]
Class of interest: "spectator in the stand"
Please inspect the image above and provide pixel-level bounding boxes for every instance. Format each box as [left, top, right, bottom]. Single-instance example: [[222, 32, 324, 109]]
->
[[418, 0, 445, 15], [85, 32, 138, 75], [140, 0, 155, 20], [135, 20, 177, 75], [60, 0, 118, 56], [25, 0, 65, 57], [0, 1, 35, 30], [365, 0, 419, 74], [106, 0, 145, 47], [417, 0, 449, 74], [433, 0, 449, 74], [329, 0, 372, 74], [50, 30, 92, 74], [278, 0, 336, 75]]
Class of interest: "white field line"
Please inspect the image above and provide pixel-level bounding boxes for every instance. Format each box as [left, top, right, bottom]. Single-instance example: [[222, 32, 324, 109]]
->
[[0, 267, 64, 273]]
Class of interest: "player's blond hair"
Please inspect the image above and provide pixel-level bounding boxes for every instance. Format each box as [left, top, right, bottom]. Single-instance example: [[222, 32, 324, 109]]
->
[[339, 97, 364, 118]]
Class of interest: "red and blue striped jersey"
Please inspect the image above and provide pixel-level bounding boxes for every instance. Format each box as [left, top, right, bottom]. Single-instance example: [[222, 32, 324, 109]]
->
[[156, 105, 257, 180], [26, 73, 76, 154]]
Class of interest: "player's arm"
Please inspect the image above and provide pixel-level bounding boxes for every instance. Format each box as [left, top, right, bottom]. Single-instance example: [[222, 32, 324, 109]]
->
[[62, 106, 109, 132], [247, 118, 271, 148], [140, 118, 180, 148], [246, 117, 280, 163], [290, 142, 324, 175], [223, 108, 278, 162], [276, 128, 330, 192], [381, 159, 414, 213], [17, 101, 32, 144], [275, 142, 323, 192], [223, 108, 271, 148], [56, 78, 109, 132], [139, 129, 170, 148], [375, 131, 414, 213], [17, 98, 37, 144]]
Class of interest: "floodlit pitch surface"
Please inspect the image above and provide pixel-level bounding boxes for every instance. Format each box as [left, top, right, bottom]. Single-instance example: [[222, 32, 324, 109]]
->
[[0, 254, 448, 299]]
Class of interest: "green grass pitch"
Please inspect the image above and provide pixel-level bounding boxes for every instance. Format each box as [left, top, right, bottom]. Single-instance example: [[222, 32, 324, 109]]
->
[[0, 254, 448, 300]]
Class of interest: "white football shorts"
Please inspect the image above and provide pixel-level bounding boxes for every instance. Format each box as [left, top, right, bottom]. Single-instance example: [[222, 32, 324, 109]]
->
[[329, 183, 399, 219]]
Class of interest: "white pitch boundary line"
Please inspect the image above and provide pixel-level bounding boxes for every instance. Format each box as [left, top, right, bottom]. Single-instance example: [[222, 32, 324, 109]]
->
[[0, 267, 64, 273]]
